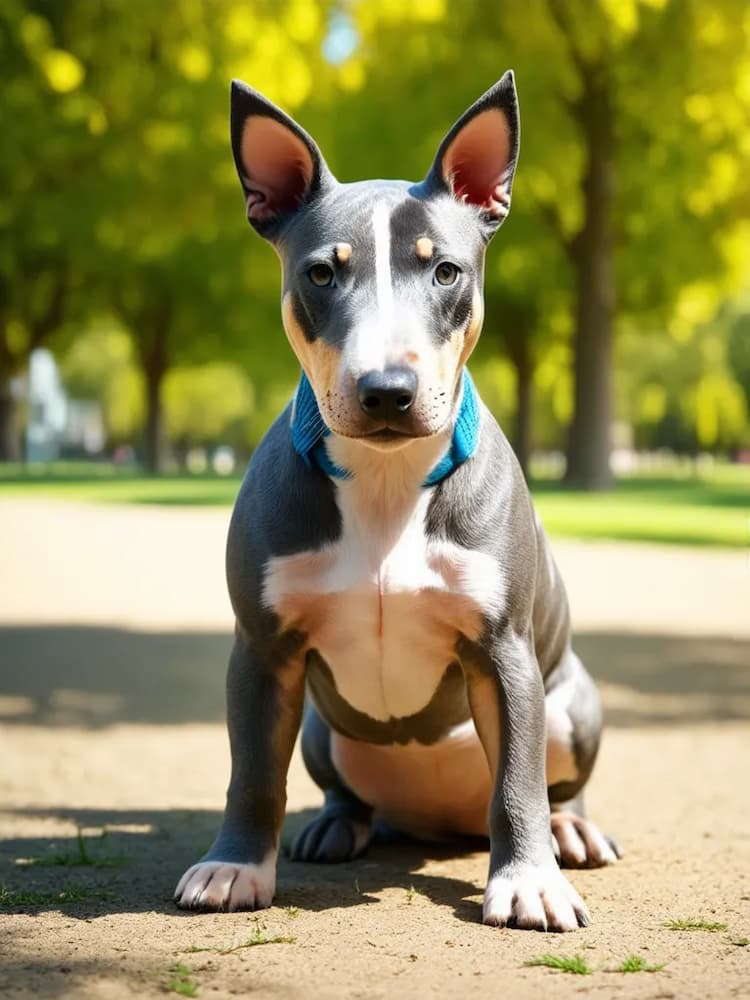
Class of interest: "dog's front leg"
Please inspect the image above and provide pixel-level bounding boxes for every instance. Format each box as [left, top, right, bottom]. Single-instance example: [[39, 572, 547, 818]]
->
[[174, 630, 305, 911], [465, 628, 590, 932]]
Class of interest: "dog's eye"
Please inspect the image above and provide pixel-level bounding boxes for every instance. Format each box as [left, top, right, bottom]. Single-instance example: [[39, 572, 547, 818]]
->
[[434, 262, 460, 286], [308, 263, 335, 288]]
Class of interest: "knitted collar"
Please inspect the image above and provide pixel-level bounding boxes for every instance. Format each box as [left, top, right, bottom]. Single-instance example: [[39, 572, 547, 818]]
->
[[290, 368, 479, 487]]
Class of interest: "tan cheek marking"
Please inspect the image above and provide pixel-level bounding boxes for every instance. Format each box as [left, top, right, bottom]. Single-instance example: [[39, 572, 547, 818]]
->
[[435, 288, 485, 393], [335, 242, 352, 264], [281, 293, 311, 372], [406, 350, 420, 364], [281, 293, 341, 401], [437, 330, 464, 393], [416, 237, 434, 260], [459, 288, 484, 367]]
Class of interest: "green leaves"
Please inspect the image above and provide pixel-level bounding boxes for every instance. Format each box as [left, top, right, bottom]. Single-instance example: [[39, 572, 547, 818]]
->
[[2, 0, 749, 464]]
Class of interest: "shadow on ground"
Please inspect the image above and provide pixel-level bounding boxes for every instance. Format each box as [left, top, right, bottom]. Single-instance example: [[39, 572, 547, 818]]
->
[[0, 625, 748, 728], [0, 805, 485, 926]]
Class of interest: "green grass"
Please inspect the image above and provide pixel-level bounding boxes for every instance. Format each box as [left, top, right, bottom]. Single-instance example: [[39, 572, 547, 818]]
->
[[524, 953, 593, 975], [614, 955, 665, 973], [184, 927, 296, 954], [664, 918, 728, 932], [165, 964, 198, 997], [1, 462, 748, 548], [15, 828, 129, 869], [0, 462, 238, 506], [531, 466, 749, 548], [0, 884, 116, 908]]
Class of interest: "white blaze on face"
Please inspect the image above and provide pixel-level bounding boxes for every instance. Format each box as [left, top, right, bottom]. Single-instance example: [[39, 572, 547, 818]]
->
[[340, 199, 431, 385], [339, 200, 394, 378], [373, 199, 394, 330]]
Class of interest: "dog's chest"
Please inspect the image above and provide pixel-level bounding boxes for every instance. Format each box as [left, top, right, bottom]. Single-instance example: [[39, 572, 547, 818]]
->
[[263, 484, 503, 722]]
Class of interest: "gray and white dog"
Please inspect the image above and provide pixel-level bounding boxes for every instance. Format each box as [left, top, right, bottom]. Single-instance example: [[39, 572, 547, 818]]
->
[[175, 71, 619, 932]]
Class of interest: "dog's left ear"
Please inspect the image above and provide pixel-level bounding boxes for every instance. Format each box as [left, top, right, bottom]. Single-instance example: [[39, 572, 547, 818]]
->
[[424, 70, 520, 239]]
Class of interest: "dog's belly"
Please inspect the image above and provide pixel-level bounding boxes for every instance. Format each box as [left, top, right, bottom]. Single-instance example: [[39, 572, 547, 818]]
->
[[263, 488, 505, 723], [331, 720, 492, 838]]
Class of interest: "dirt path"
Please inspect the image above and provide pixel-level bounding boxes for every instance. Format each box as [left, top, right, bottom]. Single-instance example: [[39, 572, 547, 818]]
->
[[1, 499, 749, 999]]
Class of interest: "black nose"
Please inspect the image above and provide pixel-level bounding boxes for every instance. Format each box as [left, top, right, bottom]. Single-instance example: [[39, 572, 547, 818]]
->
[[357, 367, 418, 421]]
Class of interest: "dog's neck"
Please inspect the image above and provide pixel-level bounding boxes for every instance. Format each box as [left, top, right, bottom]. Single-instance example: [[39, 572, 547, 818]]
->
[[326, 425, 453, 502]]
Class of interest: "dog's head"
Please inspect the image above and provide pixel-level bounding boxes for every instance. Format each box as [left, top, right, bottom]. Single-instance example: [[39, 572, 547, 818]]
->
[[231, 73, 519, 448]]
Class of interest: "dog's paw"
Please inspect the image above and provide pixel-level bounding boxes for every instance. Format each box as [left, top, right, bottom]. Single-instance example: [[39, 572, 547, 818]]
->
[[289, 810, 370, 863], [483, 862, 589, 932], [551, 812, 621, 869], [174, 859, 275, 912]]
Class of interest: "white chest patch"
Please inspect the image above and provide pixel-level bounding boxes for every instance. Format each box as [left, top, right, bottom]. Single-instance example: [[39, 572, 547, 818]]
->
[[262, 466, 505, 723]]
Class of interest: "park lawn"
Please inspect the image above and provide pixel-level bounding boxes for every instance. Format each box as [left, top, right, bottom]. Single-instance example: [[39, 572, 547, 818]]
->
[[532, 488, 745, 548], [0, 462, 748, 548]]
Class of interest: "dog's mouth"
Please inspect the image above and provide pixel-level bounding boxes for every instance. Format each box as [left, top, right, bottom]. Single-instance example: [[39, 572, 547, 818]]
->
[[350, 424, 441, 451], [365, 427, 413, 442]]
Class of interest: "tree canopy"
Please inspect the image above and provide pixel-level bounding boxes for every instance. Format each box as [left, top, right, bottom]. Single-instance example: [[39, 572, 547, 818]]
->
[[1, 0, 748, 480]]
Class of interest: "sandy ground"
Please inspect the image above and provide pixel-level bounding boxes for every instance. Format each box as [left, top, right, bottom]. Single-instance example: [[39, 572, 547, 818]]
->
[[0, 497, 749, 999]]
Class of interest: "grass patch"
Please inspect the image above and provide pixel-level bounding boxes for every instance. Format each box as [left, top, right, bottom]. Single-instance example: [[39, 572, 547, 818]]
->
[[531, 469, 749, 549], [15, 827, 129, 869], [0, 464, 239, 507], [165, 963, 198, 997], [614, 955, 665, 973], [284, 906, 299, 919], [184, 927, 296, 954], [524, 953, 593, 975], [664, 918, 728, 932], [0, 884, 115, 908], [1, 462, 747, 547], [730, 938, 749, 947]]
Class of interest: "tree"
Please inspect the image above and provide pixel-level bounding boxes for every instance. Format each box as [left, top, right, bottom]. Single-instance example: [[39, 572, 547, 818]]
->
[[546, 0, 750, 486], [481, 292, 540, 479], [727, 313, 750, 419], [1, 0, 330, 470], [4, 0, 749, 477], [0, 3, 95, 458]]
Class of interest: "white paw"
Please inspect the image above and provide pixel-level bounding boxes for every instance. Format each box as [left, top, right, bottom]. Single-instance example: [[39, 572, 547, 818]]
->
[[551, 812, 620, 868], [483, 862, 589, 932], [174, 858, 276, 912]]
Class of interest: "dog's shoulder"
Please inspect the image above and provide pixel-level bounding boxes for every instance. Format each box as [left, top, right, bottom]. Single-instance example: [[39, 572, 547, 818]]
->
[[426, 402, 543, 632], [226, 403, 342, 620]]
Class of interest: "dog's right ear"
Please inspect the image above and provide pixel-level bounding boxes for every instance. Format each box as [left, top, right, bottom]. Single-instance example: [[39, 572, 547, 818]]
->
[[230, 80, 335, 238]]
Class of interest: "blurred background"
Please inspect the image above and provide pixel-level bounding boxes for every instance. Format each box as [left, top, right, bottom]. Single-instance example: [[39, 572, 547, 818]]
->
[[1, 5, 749, 994], [1, 0, 749, 537]]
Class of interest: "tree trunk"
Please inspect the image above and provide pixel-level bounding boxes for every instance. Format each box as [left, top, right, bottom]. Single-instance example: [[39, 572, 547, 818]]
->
[[512, 349, 533, 482], [140, 311, 170, 475], [0, 375, 21, 462], [143, 363, 166, 474], [564, 66, 616, 491]]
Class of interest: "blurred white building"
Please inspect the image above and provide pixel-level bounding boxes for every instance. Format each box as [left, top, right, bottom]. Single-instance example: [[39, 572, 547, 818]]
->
[[25, 349, 104, 461]]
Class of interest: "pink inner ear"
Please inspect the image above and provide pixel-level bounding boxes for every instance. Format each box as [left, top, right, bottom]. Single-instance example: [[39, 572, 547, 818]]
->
[[442, 108, 512, 218], [240, 116, 314, 222]]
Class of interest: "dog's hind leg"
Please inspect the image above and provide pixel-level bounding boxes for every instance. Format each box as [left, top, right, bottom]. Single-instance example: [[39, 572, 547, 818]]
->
[[545, 649, 621, 869], [289, 701, 373, 863]]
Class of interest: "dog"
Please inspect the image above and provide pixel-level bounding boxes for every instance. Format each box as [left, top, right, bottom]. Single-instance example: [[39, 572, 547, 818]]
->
[[174, 71, 619, 932]]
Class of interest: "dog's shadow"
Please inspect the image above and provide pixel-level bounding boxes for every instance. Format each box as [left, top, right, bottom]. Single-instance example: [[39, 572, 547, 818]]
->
[[279, 807, 486, 924], [0, 805, 486, 925]]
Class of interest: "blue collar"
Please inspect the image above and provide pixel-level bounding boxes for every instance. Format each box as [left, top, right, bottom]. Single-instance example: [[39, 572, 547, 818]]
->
[[290, 368, 479, 487]]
